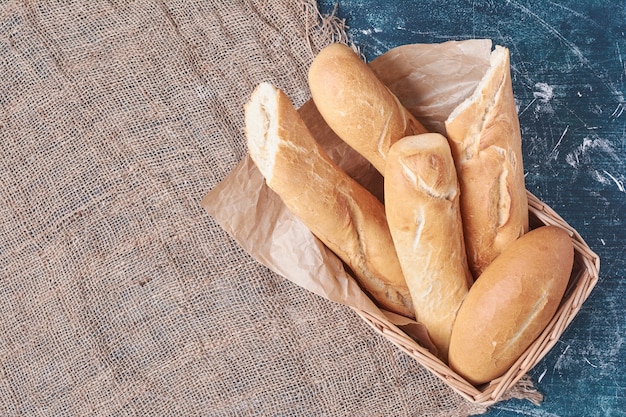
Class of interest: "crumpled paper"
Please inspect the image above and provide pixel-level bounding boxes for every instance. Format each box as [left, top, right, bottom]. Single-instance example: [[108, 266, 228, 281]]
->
[[202, 39, 493, 354]]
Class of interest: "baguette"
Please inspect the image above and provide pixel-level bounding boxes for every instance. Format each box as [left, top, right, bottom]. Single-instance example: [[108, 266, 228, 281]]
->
[[384, 133, 472, 360], [445, 45, 529, 278], [308, 43, 427, 175], [448, 226, 574, 385], [245, 82, 414, 317]]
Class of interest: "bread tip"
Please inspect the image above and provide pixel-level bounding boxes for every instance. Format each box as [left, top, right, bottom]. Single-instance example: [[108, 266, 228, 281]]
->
[[445, 44, 510, 129], [245, 82, 281, 182]]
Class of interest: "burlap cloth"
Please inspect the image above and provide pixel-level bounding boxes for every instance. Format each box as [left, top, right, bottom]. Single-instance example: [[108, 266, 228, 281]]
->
[[0, 1, 539, 415]]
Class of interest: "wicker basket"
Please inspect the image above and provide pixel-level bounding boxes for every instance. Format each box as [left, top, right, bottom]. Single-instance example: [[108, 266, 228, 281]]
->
[[353, 191, 599, 405]]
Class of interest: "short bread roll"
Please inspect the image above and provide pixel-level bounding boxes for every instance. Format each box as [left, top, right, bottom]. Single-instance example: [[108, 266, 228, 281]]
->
[[448, 226, 574, 385], [384, 133, 472, 360], [308, 43, 427, 175], [245, 82, 414, 318], [445, 45, 529, 278]]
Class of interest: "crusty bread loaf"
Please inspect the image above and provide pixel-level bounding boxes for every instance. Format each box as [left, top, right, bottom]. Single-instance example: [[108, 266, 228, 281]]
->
[[384, 133, 472, 360], [448, 226, 574, 385], [308, 43, 428, 175], [445, 45, 529, 278], [296, 99, 386, 204], [245, 82, 414, 317]]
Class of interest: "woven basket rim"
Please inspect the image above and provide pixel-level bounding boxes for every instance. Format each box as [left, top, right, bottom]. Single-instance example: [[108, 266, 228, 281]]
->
[[354, 190, 600, 405]]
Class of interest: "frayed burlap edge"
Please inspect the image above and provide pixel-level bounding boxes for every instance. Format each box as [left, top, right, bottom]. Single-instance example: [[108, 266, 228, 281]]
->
[[500, 375, 544, 405]]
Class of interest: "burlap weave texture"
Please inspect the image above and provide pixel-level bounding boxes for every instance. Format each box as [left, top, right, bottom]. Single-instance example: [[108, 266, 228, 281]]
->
[[0, 1, 495, 415]]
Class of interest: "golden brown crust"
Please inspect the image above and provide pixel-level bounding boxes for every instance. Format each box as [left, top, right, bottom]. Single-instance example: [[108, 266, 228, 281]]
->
[[245, 82, 414, 317], [308, 43, 427, 175], [384, 133, 472, 360], [448, 226, 574, 385], [445, 46, 529, 278]]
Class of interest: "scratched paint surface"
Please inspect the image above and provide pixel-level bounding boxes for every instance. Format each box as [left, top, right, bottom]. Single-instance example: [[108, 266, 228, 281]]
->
[[317, 1, 626, 416]]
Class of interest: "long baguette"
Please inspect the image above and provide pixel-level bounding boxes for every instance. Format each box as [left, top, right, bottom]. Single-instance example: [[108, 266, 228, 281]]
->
[[445, 45, 529, 278], [245, 82, 414, 318], [384, 133, 472, 360], [308, 43, 428, 175]]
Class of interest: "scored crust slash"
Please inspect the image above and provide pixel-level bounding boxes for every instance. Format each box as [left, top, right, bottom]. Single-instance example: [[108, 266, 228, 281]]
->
[[245, 82, 415, 319], [242, 41, 586, 392]]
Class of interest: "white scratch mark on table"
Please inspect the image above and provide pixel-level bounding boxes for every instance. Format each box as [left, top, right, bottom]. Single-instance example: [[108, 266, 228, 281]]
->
[[518, 97, 537, 117], [602, 170, 626, 192], [546, 1, 606, 30], [583, 356, 599, 368], [552, 343, 570, 378], [537, 367, 547, 383], [550, 125, 569, 158], [493, 405, 564, 416], [507, 0, 626, 106], [610, 103, 625, 120]]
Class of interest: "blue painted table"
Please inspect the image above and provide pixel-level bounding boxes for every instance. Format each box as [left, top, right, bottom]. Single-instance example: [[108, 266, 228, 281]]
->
[[317, 1, 626, 416]]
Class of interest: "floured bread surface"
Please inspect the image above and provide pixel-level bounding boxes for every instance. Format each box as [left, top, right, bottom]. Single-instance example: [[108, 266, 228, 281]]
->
[[385, 133, 471, 360], [244, 82, 414, 318], [445, 46, 529, 279]]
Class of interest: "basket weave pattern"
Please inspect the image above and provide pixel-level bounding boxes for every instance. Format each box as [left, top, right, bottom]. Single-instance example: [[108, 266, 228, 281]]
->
[[354, 191, 599, 405]]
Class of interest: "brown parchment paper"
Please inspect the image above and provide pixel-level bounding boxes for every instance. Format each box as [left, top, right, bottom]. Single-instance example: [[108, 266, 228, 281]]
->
[[202, 39, 493, 353]]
